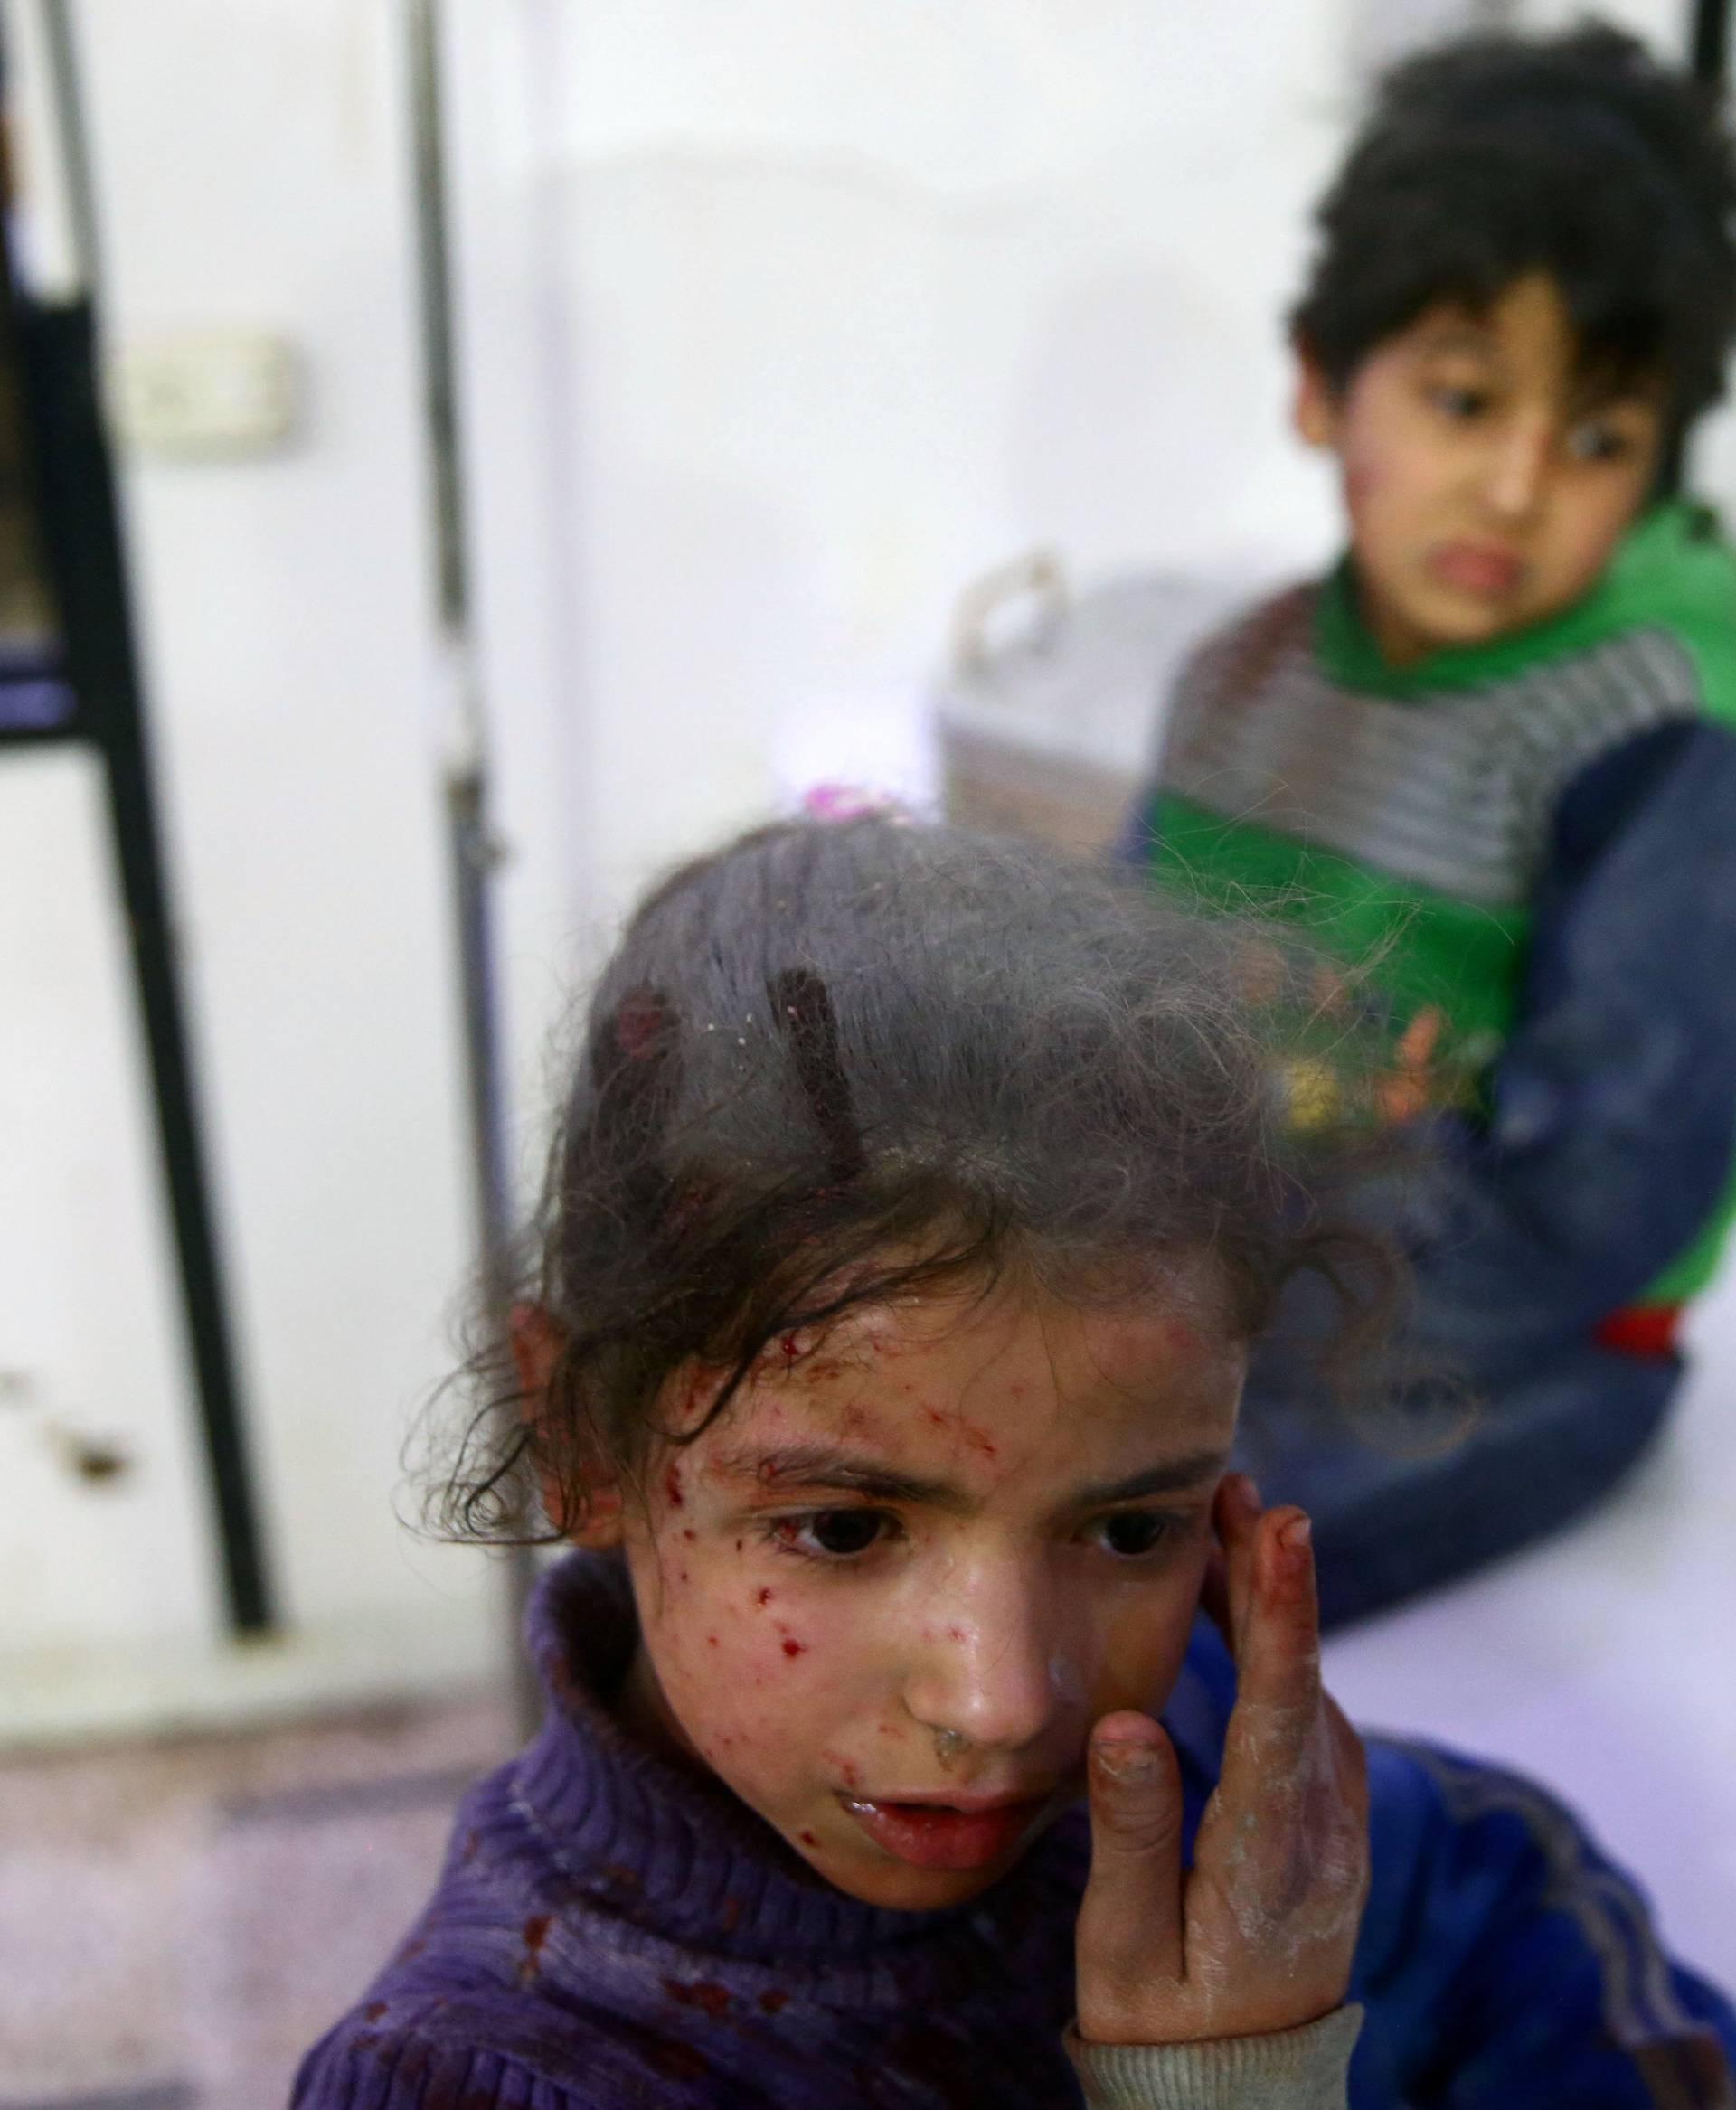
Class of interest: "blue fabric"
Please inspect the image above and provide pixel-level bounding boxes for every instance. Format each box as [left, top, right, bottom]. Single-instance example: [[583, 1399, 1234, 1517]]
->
[[1406, 718, 1736, 1363], [1126, 714, 1736, 1623], [1234, 1340, 1678, 1629], [1166, 1624, 1736, 2109]]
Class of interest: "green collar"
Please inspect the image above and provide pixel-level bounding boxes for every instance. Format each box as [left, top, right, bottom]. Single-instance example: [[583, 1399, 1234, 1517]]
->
[[1314, 499, 1732, 698]]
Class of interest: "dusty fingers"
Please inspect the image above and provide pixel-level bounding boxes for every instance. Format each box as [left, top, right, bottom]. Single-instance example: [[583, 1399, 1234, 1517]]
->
[[1075, 1713, 1187, 2040], [1187, 1494, 1370, 2038]]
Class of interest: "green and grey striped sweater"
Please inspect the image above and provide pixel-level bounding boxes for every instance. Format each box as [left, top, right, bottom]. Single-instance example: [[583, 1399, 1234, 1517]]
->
[[1137, 500, 1736, 1304]]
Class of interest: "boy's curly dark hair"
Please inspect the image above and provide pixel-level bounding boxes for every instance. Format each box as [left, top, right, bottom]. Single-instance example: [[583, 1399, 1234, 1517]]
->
[[1293, 24, 1736, 442], [433, 818, 1398, 1543]]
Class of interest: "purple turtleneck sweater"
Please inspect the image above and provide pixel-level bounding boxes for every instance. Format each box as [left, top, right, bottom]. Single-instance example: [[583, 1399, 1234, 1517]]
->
[[294, 1550, 1099, 2105], [290, 1542, 1736, 2108]]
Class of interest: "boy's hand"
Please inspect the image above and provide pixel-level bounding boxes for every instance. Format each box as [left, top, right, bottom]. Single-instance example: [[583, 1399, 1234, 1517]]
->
[[1073, 1475, 1370, 2046], [1374, 1005, 1444, 1126]]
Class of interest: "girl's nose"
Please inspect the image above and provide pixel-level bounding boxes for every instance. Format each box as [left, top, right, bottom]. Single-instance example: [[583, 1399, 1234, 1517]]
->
[[901, 1575, 1063, 1756]]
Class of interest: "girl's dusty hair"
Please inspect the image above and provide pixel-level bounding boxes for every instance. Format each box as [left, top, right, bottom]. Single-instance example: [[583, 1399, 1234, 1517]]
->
[[433, 816, 1398, 1542]]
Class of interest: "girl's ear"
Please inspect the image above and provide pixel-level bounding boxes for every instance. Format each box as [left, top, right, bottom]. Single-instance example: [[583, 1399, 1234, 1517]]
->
[[509, 1302, 626, 1549], [1292, 344, 1341, 451]]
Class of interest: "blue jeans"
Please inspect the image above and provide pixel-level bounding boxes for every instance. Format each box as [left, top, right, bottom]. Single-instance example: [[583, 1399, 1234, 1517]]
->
[[1235, 1340, 1681, 1631]]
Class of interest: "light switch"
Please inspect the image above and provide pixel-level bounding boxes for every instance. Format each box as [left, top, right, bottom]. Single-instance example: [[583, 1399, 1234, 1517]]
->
[[106, 329, 303, 458]]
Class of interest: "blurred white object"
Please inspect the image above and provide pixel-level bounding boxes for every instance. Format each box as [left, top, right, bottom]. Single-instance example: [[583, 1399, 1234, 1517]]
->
[[107, 329, 301, 457], [1346, 0, 1519, 80], [932, 548, 1256, 854], [769, 681, 942, 820]]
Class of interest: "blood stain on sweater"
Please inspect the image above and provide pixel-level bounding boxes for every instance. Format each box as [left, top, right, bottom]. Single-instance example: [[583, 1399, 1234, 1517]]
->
[[663, 1976, 732, 2019], [519, 1912, 552, 1980]]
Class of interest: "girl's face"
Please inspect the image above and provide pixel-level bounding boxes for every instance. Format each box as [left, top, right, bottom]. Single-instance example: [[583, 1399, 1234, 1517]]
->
[[607, 1275, 1245, 1913]]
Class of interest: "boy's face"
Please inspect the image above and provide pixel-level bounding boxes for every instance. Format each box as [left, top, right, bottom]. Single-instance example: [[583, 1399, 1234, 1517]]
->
[[604, 1276, 1243, 1913], [1296, 272, 1664, 665]]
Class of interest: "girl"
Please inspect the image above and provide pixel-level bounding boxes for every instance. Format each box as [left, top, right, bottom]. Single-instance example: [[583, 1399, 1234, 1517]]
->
[[297, 817, 1734, 2108]]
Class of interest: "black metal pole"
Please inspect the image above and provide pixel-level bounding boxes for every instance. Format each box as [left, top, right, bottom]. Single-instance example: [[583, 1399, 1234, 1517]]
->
[[1691, 0, 1731, 82], [403, 0, 540, 1734], [11, 298, 275, 1636]]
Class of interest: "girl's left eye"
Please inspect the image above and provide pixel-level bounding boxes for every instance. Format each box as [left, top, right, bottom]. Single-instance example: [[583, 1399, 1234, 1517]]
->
[[770, 1510, 890, 1559], [1086, 1510, 1178, 1559]]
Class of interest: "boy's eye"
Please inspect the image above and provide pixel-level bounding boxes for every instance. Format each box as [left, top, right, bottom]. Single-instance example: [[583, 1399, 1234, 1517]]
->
[[1427, 382, 1492, 421], [773, 1509, 889, 1559], [1088, 1510, 1178, 1559], [1564, 420, 1634, 465]]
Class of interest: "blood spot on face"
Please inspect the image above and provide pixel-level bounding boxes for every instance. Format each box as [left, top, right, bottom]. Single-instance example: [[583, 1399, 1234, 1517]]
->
[[706, 1633, 719, 1647], [755, 1587, 774, 1606], [781, 1637, 807, 1657], [664, 1463, 684, 1509], [962, 1425, 999, 1460], [682, 1527, 697, 1542], [798, 1829, 818, 1846], [947, 1625, 966, 1643]]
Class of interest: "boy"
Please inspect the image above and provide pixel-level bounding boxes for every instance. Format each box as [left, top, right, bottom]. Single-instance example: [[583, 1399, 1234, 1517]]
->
[[1126, 24, 1736, 1626]]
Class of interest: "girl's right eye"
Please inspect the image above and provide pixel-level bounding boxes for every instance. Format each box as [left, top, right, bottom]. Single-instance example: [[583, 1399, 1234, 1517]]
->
[[769, 1510, 891, 1559]]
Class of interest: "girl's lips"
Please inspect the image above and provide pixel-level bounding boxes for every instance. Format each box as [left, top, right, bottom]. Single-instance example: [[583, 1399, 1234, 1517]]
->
[[840, 1794, 1051, 1870], [1428, 542, 1525, 598]]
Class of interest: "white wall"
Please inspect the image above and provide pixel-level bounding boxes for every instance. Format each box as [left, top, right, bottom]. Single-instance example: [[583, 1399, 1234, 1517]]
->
[[453, 0, 1359, 942]]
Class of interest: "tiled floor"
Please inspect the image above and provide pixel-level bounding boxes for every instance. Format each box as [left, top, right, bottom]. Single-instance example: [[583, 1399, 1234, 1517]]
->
[[6, 1278, 1734, 2108], [0, 1691, 513, 2110]]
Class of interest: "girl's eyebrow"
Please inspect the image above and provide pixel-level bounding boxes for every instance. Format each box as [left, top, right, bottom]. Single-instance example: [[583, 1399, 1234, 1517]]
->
[[712, 1443, 1229, 1512], [716, 1445, 963, 1509], [1070, 1452, 1230, 1508]]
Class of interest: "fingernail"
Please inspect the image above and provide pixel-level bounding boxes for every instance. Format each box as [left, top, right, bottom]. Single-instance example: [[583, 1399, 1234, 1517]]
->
[[1278, 1513, 1312, 1557], [1093, 1739, 1162, 1783]]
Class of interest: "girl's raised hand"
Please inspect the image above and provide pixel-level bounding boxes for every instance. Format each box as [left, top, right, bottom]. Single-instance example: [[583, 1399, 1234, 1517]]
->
[[1073, 1474, 1370, 2047]]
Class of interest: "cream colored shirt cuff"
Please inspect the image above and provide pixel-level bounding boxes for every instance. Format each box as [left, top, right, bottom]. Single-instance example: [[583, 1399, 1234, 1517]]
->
[[1064, 2004, 1363, 2109]]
